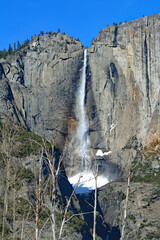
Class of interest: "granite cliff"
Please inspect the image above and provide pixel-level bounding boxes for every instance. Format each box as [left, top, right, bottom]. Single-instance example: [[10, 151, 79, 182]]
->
[[0, 33, 84, 144], [87, 14, 160, 174], [0, 14, 160, 240]]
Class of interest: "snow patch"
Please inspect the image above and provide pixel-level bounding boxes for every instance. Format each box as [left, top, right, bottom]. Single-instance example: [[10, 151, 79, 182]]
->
[[68, 171, 109, 194], [103, 151, 112, 155], [96, 150, 112, 156], [110, 123, 117, 131], [96, 150, 103, 156]]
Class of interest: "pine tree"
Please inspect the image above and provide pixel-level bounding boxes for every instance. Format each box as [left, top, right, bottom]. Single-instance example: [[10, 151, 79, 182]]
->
[[0, 49, 7, 59], [40, 30, 44, 36], [8, 44, 13, 55], [14, 42, 16, 52], [23, 39, 30, 47], [17, 41, 21, 50]]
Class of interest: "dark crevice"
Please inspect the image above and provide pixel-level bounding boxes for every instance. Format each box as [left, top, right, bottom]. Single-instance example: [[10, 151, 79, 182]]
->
[[147, 17, 149, 27], [77, 192, 110, 240], [110, 62, 119, 107], [148, 32, 152, 89], [0, 63, 5, 79], [16, 55, 24, 70], [113, 26, 118, 47], [108, 227, 121, 240], [144, 32, 151, 113]]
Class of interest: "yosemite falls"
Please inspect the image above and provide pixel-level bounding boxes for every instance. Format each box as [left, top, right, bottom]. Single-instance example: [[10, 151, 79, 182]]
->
[[75, 49, 90, 170], [67, 49, 109, 194], [64, 49, 90, 174]]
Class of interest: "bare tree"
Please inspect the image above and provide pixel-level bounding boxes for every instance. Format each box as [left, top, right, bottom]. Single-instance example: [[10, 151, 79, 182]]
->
[[58, 174, 83, 239], [0, 119, 95, 240], [35, 150, 43, 240], [0, 119, 44, 239], [93, 166, 98, 240], [0, 120, 16, 240], [43, 138, 63, 240], [90, 149, 99, 240]]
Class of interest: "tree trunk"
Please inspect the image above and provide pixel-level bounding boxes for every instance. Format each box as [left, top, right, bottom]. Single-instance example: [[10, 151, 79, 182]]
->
[[35, 153, 43, 240], [1, 157, 10, 240], [51, 202, 56, 240], [12, 174, 16, 240], [93, 174, 97, 240]]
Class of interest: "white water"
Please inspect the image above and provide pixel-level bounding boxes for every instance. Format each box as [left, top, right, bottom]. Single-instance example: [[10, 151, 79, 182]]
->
[[64, 49, 90, 175], [67, 49, 109, 194], [69, 171, 109, 194], [75, 49, 90, 169], [66, 49, 90, 171]]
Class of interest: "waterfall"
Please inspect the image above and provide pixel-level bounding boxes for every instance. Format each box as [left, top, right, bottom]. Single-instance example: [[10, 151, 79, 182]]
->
[[68, 49, 109, 194], [75, 49, 90, 169], [65, 49, 90, 176]]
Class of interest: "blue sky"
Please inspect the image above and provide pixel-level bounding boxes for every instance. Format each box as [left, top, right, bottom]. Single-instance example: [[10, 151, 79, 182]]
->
[[0, 0, 160, 50]]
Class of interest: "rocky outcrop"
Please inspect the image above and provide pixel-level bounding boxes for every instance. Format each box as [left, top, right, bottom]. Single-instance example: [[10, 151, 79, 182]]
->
[[87, 14, 160, 174], [0, 63, 26, 126], [0, 15, 159, 166], [0, 33, 84, 144]]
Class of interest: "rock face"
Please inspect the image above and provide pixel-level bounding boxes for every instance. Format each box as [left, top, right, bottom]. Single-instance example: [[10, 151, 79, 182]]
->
[[0, 33, 84, 144], [0, 14, 160, 240], [87, 14, 160, 173], [0, 15, 159, 162]]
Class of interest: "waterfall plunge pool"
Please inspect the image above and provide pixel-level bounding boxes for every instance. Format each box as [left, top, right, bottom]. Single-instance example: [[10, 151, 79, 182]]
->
[[68, 170, 109, 194]]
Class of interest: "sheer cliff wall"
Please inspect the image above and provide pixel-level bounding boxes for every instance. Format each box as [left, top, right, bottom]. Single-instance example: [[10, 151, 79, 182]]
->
[[87, 14, 160, 170], [0, 14, 160, 171], [0, 33, 84, 144]]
